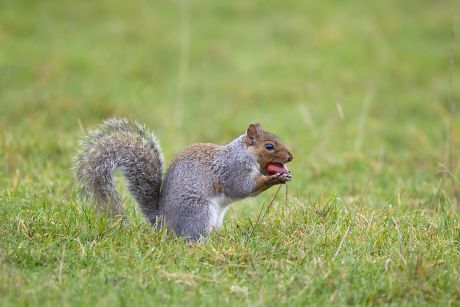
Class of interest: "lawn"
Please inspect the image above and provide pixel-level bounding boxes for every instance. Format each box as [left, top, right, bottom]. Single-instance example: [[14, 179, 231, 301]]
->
[[1, 0, 459, 305]]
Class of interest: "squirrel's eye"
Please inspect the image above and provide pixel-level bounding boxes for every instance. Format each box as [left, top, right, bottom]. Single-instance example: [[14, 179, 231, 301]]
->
[[264, 143, 275, 150]]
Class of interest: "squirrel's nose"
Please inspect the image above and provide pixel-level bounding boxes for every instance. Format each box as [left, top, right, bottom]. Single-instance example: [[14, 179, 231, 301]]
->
[[287, 152, 293, 162]]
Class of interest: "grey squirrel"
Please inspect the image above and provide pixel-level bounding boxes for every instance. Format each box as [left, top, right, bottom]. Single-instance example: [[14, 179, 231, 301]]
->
[[73, 118, 293, 241]]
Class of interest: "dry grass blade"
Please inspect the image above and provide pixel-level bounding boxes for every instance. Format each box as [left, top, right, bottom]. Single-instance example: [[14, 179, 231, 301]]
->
[[249, 184, 283, 237], [357, 162, 376, 207], [391, 217, 407, 267], [333, 226, 351, 260]]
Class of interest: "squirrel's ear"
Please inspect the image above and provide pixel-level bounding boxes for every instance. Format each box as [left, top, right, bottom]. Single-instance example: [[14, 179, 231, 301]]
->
[[246, 123, 260, 145]]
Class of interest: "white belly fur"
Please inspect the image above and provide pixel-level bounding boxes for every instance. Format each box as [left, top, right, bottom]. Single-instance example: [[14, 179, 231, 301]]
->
[[209, 163, 259, 230], [209, 195, 234, 230]]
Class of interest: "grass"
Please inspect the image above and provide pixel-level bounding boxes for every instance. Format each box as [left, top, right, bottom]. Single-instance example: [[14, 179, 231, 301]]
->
[[1, 0, 459, 305]]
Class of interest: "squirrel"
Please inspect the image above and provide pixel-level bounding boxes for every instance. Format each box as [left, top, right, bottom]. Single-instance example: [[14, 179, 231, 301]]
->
[[73, 118, 293, 241]]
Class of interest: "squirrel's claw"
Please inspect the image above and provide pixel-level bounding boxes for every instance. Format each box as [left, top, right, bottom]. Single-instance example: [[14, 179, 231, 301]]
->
[[268, 172, 292, 184], [281, 173, 292, 182]]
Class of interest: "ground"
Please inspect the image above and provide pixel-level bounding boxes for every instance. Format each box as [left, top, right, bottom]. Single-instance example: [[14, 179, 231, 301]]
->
[[0, 0, 459, 305]]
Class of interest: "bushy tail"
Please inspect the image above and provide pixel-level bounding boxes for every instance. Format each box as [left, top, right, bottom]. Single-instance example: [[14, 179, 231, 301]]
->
[[73, 118, 163, 222]]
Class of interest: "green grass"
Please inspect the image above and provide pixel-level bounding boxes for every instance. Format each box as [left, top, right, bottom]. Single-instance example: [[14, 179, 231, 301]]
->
[[1, 0, 460, 305]]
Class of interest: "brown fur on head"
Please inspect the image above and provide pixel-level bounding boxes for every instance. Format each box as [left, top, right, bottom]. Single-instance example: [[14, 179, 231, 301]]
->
[[244, 123, 293, 175]]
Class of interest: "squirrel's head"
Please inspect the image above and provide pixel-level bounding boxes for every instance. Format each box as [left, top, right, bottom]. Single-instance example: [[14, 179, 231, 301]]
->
[[244, 123, 293, 175]]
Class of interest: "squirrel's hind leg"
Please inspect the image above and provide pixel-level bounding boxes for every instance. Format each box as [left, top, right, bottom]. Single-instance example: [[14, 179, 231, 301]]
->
[[164, 198, 213, 241]]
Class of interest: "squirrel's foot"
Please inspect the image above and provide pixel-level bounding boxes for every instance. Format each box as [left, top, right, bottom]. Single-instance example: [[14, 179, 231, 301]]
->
[[268, 172, 292, 184]]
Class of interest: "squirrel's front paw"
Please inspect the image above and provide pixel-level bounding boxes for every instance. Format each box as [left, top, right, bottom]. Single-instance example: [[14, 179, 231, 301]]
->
[[268, 172, 292, 184]]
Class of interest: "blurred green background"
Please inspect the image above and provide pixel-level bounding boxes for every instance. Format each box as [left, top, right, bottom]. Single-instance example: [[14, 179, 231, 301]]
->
[[1, 0, 459, 190], [1, 0, 459, 305], [1, 0, 459, 188]]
